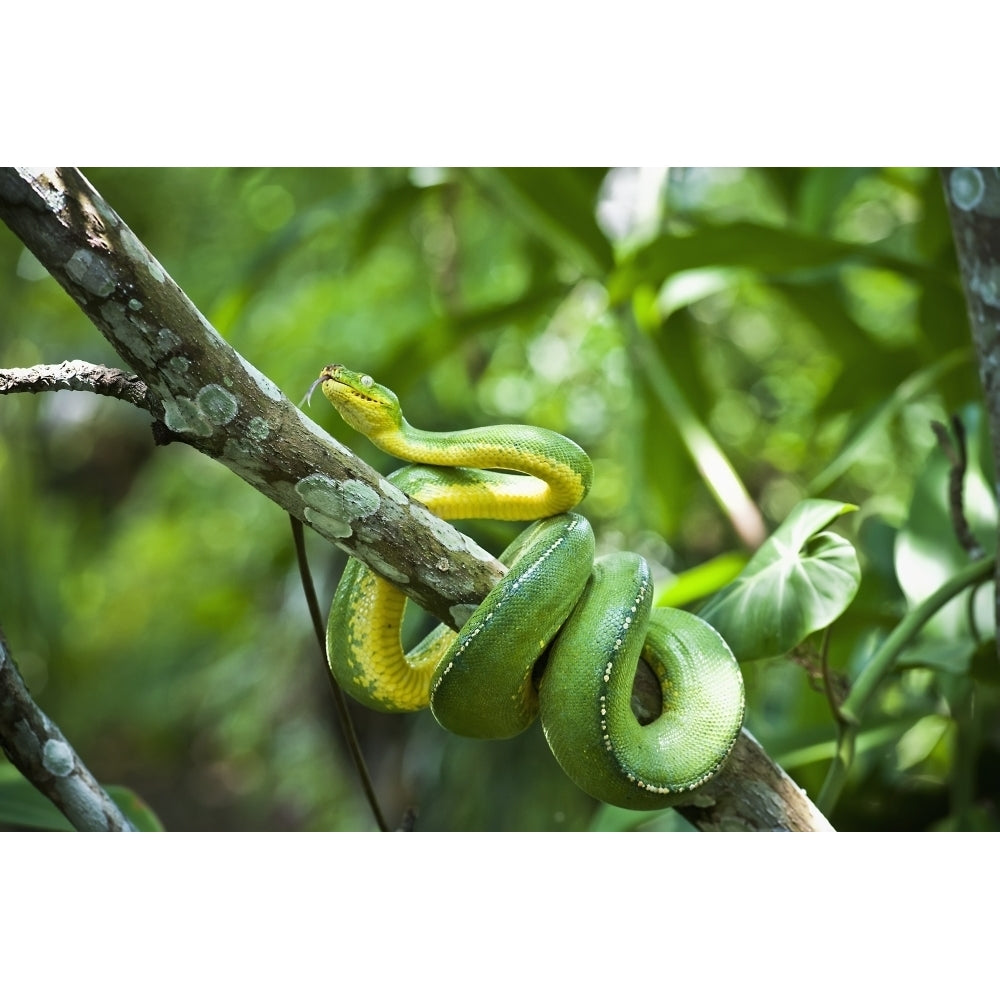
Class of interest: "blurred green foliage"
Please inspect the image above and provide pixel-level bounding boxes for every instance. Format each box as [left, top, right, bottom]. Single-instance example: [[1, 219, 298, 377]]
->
[[1, 167, 996, 831]]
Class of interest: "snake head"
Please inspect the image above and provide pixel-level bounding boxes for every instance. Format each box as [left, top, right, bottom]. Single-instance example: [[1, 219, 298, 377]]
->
[[318, 364, 403, 441]]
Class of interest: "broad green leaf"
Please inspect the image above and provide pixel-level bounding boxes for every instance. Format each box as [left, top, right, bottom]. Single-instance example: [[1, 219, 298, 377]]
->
[[470, 168, 615, 277], [0, 766, 74, 831], [418, 280, 570, 340], [775, 716, 922, 769], [632, 320, 764, 547], [588, 803, 694, 832], [607, 220, 947, 305], [699, 499, 861, 661], [774, 277, 904, 376], [656, 551, 748, 608], [351, 179, 434, 262], [795, 167, 873, 233], [107, 785, 166, 832], [609, 222, 860, 303], [0, 764, 164, 832], [809, 348, 970, 493]]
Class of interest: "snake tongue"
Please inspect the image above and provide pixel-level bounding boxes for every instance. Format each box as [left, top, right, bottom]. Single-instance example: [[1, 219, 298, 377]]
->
[[300, 375, 328, 407]]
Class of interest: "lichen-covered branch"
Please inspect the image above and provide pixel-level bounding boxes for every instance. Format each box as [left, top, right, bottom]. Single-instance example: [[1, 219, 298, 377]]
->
[[0, 167, 505, 631], [0, 167, 832, 832], [0, 625, 136, 831], [942, 168, 1000, 658]]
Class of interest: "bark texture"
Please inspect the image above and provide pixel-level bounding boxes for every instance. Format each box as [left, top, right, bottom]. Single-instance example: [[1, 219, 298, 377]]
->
[[941, 167, 1000, 659], [0, 627, 136, 831]]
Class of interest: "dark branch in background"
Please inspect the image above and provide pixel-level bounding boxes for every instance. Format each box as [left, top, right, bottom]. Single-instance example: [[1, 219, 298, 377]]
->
[[289, 515, 389, 831], [0, 625, 135, 831], [941, 168, 1000, 659], [932, 415, 986, 560], [0, 167, 833, 832]]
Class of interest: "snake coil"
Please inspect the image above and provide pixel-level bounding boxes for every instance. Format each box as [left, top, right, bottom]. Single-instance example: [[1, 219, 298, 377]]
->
[[320, 365, 744, 810]]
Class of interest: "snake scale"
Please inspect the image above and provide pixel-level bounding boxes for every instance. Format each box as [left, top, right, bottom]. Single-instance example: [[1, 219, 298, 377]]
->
[[319, 365, 745, 810]]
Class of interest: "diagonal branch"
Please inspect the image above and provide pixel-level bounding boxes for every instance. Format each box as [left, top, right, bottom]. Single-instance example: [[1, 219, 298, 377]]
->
[[0, 625, 136, 831], [0, 167, 832, 832], [0, 167, 506, 630]]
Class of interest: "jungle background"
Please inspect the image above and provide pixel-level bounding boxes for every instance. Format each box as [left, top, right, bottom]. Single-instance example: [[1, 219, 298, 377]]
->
[[1, 166, 996, 832]]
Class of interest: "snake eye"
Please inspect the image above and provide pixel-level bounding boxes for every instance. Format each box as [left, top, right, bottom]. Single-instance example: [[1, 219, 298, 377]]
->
[[360, 374, 374, 389]]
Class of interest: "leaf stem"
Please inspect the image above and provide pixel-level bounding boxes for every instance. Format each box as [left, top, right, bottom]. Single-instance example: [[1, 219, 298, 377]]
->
[[624, 303, 767, 549], [817, 554, 994, 815]]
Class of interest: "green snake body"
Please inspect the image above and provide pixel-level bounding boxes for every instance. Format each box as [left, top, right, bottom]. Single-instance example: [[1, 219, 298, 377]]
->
[[320, 365, 745, 809]]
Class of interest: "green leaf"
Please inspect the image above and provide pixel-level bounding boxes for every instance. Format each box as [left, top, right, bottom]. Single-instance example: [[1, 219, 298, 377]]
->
[[775, 716, 921, 769], [795, 168, 873, 233], [656, 551, 748, 608], [420, 280, 570, 340], [699, 499, 861, 661], [0, 764, 164, 832], [609, 222, 860, 303], [470, 168, 615, 277], [607, 219, 948, 305], [809, 348, 970, 493], [0, 765, 74, 830], [107, 785, 166, 832], [588, 803, 694, 832]]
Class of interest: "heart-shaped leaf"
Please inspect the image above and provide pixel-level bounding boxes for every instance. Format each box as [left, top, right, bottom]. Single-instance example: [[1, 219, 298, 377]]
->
[[699, 499, 860, 661]]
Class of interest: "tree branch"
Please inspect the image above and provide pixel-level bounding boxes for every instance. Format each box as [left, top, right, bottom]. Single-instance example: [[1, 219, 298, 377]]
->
[[0, 167, 832, 832], [941, 167, 1000, 658], [0, 359, 150, 409], [0, 624, 136, 831], [677, 728, 833, 832], [0, 167, 506, 629]]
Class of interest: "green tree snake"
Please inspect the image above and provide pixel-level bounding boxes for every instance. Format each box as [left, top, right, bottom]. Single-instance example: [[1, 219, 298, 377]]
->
[[319, 364, 745, 810]]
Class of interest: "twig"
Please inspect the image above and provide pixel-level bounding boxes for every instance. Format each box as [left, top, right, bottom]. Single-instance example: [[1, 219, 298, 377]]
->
[[0, 624, 136, 831], [0, 360, 150, 409], [289, 516, 390, 832], [931, 415, 985, 560], [817, 628, 851, 725]]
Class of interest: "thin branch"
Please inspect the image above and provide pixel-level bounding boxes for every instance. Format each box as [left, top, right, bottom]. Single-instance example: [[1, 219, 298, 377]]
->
[[931, 415, 986, 560], [0, 360, 150, 409], [817, 628, 851, 726], [0, 167, 831, 832], [0, 624, 136, 831], [289, 515, 390, 832]]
